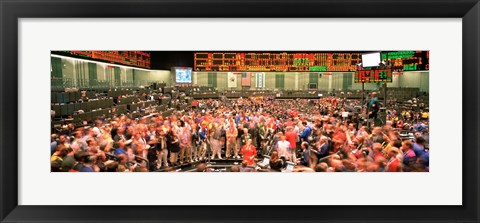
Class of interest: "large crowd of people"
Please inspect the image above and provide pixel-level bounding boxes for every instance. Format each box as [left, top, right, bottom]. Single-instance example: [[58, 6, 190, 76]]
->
[[50, 92, 429, 172]]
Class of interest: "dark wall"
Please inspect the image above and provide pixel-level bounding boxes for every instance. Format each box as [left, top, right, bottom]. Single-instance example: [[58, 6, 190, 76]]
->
[[150, 51, 194, 70]]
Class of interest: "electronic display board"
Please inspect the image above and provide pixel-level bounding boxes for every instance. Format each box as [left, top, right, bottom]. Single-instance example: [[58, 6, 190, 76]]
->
[[354, 69, 393, 83], [381, 51, 429, 72], [194, 51, 428, 72], [57, 51, 151, 68]]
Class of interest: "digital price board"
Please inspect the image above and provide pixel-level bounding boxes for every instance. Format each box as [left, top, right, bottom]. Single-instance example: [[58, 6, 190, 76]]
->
[[381, 51, 429, 72], [354, 69, 393, 83], [194, 52, 361, 72], [58, 51, 151, 68], [194, 51, 428, 72]]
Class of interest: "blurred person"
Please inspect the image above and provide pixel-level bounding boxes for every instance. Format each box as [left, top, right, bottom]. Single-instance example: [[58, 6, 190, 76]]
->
[[104, 161, 119, 172], [328, 154, 342, 172], [386, 147, 402, 172], [191, 123, 200, 161], [256, 121, 268, 154], [269, 151, 285, 170], [155, 129, 168, 168], [347, 139, 363, 160], [95, 151, 107, 172], [50, 134, 67, 155], [241, 139, 257, 166], [314, 162, 328, 172], [226, 124, 239, 159], [166, 129, 181, 166], [113, 127, 127, 142], [230, 165, 240, 172], [239, 160, 254, 172], [114, 141, 127, 156], [367, 92, 380, 121], [198, 123, 209, 161], [51, 144, 68, 169], [299, 142, 310, 166], [131, 132, 148, 160], [92, 120, 103, 137], [210, 123, 223, 159], [51, 160, 61, 172], [71, 151, 88, 172], [117, 154, 129, 172], [347, 123, 357, 136], [276, 133, 291, 160], [314, 136, 330, 160], [196, 163, 207, 172], [79, 155, 96, 172], [372, 143, 385, 161], [71, 131, 85, 151], [413, 136, 427, 157], [285, 126, 297, 159], [342, 159, 357, 172], [237, 124, 245, 150], [240, 128, 252, 149], [298, 121, 312, 143], [79, 128, 95, 151], [401, 140, 416, 172], [179, 125, 191, 164], [61, 147, 76, 172], [417, 144, 429, 169], [375, 157, 387, 172], [370, 127, 385, 145], [86, 138, 99, 155]]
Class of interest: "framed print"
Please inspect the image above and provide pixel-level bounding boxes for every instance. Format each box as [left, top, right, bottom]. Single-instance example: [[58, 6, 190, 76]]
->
[[1, 0, 479, 222]]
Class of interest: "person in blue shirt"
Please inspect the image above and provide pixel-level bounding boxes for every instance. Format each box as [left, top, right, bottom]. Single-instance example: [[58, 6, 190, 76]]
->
[[412, 137, 427, 157], [235, 113, 241, 125], [300, 142, 309, 166], [413, 122, 428, 132], [114, 141, 127, 156], [199, 127, 208, 141], [298, 122, 312, 142], [51, 135, 58, 155], [413, 136, 429, 168], [198, 126, 209, 160], [79, 155, 96, 172], [419, 150, 429, 168]]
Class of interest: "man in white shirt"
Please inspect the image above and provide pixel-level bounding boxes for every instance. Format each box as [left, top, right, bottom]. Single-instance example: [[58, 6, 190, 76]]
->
[[276, 133, 291, 160], [92, 120, 103, 138]]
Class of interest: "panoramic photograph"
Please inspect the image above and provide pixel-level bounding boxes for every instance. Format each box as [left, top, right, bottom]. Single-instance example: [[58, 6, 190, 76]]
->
[[50, 51, 429, 172]]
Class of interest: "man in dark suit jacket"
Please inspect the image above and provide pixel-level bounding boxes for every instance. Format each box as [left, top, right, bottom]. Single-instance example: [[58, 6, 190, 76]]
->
[[316, 136, 330, 159], [367, 92, 380, 119]]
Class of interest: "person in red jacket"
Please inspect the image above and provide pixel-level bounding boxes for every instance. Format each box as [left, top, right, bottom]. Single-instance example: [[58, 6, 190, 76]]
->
[[284, 126, 297, 161], [386, 147, 402, 172], [241, 139, 257, 166]]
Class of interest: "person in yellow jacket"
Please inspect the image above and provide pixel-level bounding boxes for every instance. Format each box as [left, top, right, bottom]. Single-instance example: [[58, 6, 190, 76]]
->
[[421, 111, 429, 120]]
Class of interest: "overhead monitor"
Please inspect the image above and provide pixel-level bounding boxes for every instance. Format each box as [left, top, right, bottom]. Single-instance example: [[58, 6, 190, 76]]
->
[[361, 52, 381, 67], [174, 67, 192, 84]]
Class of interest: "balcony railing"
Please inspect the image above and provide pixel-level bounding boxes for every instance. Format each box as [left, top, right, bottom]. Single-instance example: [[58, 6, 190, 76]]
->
[[51, 78, 157, 89]]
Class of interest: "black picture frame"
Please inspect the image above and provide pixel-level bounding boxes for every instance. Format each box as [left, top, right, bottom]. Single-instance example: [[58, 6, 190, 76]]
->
[[1, 0, 478, 222]]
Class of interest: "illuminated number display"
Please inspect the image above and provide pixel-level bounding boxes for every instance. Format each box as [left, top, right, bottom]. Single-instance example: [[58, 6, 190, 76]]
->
[[63, 51, 151, 68], [355, 69, 393, 83], [194, 51, 428, 72], [381, 51, 429, 72]]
